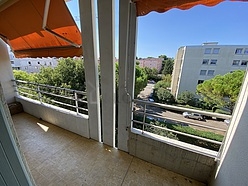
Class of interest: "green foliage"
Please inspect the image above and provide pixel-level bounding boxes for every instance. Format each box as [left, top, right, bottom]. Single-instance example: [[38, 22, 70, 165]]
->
[[197, 70, 245, 113], [13, 70, 36, 82], [177, 91, 196, 106], [162, 58, 174, 75], [144, 67, 159, 81], [153, 79, 174, 104], [156, 88, 175, 104], [134, 65, 148, 97]]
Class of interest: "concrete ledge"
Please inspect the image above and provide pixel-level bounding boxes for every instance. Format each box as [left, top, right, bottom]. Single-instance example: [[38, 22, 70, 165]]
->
[[15, 96, 89, 138], [129, 128, 216, 183]]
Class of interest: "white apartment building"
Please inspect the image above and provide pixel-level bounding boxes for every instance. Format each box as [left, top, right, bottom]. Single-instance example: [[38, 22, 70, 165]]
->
[[171, 43, 248, 98], [137, 57, 163, 71], [8, 49, 58, 73]]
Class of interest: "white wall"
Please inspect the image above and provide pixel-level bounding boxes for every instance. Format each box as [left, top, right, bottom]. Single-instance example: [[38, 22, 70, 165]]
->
[[173, 45, 248, 96], [16, 96, 90, 138], [0, 39, 16, 103], [210, 72, 248, 185]]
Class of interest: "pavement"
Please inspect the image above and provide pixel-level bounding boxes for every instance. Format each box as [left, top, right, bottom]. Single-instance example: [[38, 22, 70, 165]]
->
[[136, 83, 228, 135]]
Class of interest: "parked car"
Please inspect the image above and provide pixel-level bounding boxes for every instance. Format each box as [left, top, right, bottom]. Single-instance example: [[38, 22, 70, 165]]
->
[[182, 112, 204, 121], [224, 119, 231, 125]]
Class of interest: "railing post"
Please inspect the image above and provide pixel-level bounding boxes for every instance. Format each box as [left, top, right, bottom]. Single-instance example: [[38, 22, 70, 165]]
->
[[74, 91, 79, 114], [142, 104, 147, 134], [37, 84, 42, 103]]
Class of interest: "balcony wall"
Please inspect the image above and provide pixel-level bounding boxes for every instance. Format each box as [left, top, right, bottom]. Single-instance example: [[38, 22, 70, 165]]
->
[[16, 96, 89, 138], [129, 129, 216, 183], [0, 39, 16, 103]]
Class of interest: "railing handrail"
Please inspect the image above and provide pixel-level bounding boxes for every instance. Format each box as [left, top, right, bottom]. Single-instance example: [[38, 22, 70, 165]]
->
[[132, 99, 226, 151], [133, 99, 231, 119], [13, 79, 86, 95], [13, 79, 88, 115]]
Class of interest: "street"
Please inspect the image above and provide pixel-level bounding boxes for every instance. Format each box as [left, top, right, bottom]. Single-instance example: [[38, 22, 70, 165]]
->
[[136, 83, 228, 135]]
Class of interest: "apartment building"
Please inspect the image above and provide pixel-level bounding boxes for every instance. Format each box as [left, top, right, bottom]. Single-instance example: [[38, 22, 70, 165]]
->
[[8, 50, 58, 73], [171, 43, 248, 98], [137, 57, 163, 71]]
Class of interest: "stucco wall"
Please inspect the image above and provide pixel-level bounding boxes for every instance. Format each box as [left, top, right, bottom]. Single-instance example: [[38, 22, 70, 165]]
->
[[129, 130, 216, 183], [210, 72, 248, 186], [0, 39, 16, 103], [16, 96, 90, 138]]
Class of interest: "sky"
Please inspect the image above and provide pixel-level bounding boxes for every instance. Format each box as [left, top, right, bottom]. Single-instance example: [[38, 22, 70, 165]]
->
[[66, 1, 248, 59]]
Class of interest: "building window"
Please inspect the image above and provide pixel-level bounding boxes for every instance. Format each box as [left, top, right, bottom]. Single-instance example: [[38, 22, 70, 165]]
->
[[38, 61, 40, 65], [200, 70, 207, 75], [204, 48, 211, 54], [24, 67, 28, 69], [207, 70, 215, 76], [210, 59, 217, 65], [232, 60, 240, 66], [241, 60, 248, 66], [244, 48, 248, 54], [213, 48, 220, 54], [202, 59, 209, 65], [50, 62, 52, 65], [198, 80, 204, 84], [28, 61, 31, 65], [235, 48, 243, 54], [11, 61, 14, 64]]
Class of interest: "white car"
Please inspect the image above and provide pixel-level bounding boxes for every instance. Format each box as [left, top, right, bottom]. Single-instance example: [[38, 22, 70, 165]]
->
[[183, 112, 204, 121]]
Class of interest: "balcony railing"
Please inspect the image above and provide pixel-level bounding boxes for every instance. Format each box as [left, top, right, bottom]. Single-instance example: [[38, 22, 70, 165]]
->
[[132, 99, 229, 152], [13, 80, 88, 115]]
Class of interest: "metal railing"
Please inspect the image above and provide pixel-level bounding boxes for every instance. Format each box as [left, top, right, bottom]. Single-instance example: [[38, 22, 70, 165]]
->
[[132, 99, 229, 151], [13, 80, 88, 115]]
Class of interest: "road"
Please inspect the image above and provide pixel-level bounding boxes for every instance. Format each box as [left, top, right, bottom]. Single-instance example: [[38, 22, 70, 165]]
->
[[135, 83, 228, 135]]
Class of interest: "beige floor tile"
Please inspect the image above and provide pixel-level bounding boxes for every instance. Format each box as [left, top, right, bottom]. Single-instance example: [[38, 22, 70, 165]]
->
[[13, 113, 205, 186]]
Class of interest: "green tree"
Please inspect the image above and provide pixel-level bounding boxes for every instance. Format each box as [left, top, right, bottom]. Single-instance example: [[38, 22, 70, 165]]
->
[[177, 91, 196, 106], [37, 58, 86, 91], [162, 58, 174, 75], [135, 65, 147, 97], [197, 70, 245, 113], [153, 80, 174, 104], [13, 70, 36, 81], [144, 67, 159, 81], [156, 88, 175, 104]]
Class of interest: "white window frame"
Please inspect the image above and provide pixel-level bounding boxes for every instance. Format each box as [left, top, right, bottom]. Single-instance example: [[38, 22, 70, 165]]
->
[[210, 59, 217, 65], [241, 60, 248, 66], [235, 48, 243, 54], [207, 70, 215, 76], [212, 48, 220, 54], [232, 60, 240, 66], [204, 48, 211, 54], [200, 70, 207, 75], [202, 59, 209, 65]]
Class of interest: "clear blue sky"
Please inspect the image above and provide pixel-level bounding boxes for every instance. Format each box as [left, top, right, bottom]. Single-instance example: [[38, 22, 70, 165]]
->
[[66, 1, 248, 59]]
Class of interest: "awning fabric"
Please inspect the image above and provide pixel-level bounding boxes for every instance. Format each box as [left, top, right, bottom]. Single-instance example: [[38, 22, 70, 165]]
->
[[0, 0, 82, 58], [133, 0, 226, 16]]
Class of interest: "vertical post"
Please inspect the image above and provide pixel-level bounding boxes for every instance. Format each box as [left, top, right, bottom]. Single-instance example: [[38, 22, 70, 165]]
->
[[37, 84, 42, 103], [118, 1, 137, 152], [79, 0, 101, 141], [74, 91, 79, 114], [97, 0, 116, 147]]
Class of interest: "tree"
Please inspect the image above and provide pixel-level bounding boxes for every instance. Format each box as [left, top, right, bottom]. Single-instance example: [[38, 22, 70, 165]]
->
[[177, 91, 196, 106], [162, 58, 174, 75], [156, 88, 175, 104], [153, 80, 175, 104], [197, 70, 245, 113], [134, 65, 147, 97], [144, 67, 159, 81]]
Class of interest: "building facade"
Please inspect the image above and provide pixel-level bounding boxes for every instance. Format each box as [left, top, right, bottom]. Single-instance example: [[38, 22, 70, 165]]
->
[[171, 43, 248, 98], [137, 57, 163, 71]]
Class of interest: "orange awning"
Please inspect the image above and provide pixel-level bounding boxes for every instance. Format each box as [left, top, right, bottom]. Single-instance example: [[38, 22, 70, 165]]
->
[[133, 0, 226, 16], [0, 0, 82, 58]]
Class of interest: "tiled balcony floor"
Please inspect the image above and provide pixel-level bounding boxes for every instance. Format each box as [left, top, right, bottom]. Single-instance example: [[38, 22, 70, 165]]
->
[[12, 112, 205, 186]]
